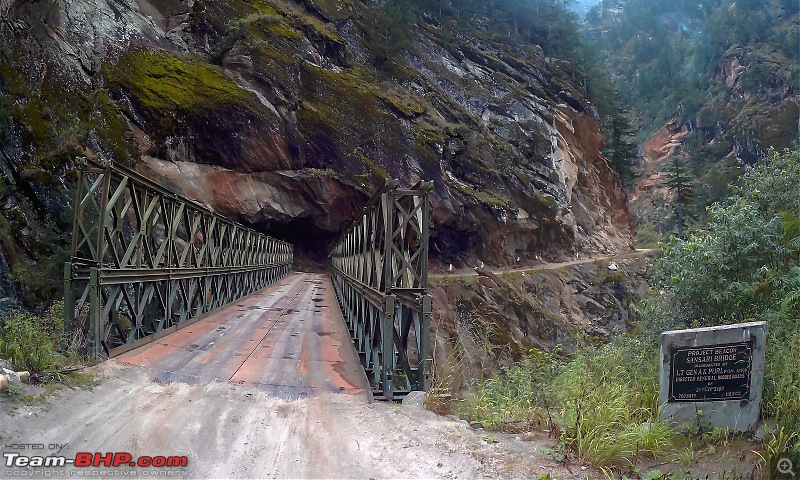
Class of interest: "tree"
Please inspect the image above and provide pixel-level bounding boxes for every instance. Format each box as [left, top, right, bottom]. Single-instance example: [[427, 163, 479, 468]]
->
[[663, 156, 696, 236], [603, 108, 639, 186], [655, 148, 800, 476], [659, 148, 800, 323], [371, 0, 416, 64]]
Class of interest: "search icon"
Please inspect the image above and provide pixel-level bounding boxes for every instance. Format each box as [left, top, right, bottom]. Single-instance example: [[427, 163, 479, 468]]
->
[[778, 457, 796, 477]]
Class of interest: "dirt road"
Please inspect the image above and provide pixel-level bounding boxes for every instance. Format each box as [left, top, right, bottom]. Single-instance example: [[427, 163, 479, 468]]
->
[[2, 363, 597, 479], [431, 249, 655, 280], [0, 273, 593, 479]]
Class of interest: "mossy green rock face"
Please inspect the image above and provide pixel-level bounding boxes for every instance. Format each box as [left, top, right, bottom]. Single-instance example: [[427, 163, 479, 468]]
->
[[105, 51, 252, 130], [295, 64, 412, 178], [2, 0, 634, 270], [103, 50, 295, 171]]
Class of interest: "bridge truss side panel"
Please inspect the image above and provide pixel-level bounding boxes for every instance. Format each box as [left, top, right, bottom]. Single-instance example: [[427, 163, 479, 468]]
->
[[64, 159, 293, 357], [330, 181, 432, 400]]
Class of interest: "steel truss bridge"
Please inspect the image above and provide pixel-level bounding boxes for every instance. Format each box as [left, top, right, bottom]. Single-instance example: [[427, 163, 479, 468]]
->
[[330, 180, 432, 399], [64, 159, 431, 399]]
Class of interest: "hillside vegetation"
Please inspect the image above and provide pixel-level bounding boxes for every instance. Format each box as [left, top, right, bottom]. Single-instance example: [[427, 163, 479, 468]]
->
[[587, 0, 798, 237], [457, 148, 800, 476], [588, 0, 797, 147]]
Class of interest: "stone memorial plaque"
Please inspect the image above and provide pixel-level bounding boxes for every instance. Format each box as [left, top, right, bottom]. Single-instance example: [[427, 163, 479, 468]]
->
[[659, 321, 766, 432], [668, 341, 752, 402]]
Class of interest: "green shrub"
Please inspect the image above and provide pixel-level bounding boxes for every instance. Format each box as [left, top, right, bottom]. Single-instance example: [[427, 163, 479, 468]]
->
[[548, 338, 677, 466], [635, 221, 664, 249], [457, 348, 558, 429], [0, 301, 64, 373]]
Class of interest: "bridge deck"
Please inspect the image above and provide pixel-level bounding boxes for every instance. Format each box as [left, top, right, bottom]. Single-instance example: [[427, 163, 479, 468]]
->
[[118, 272, 370, 399]]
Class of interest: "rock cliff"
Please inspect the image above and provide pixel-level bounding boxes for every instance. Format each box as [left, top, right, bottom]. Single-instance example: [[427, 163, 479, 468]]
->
[[430, 251, 655, 393], [0, 0, 634, 304], [628, 122, 688, 230]]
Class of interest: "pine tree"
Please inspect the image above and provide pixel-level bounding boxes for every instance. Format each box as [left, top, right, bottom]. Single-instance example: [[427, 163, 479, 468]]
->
[[663, 156, 697, 236], [373, 0, 416, 64], [603, 108, 639, 186]]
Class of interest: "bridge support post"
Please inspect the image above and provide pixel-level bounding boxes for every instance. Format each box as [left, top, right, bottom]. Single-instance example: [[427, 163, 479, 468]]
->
[[420, 294, 432, 391], [63, 262, 74, 337], [382, 294, 396, 401], [89, 267, 101, 357]]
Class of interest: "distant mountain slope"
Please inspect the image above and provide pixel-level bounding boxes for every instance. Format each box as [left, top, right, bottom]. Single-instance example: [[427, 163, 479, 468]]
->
[[586, 0, 799, 230]]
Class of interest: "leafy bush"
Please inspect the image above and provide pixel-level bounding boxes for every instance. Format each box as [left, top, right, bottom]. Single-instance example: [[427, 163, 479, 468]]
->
[[657, 148, 800, 475], [635, 221, 664, 249], [0, 301, 64, 373], [659, 148, 800, 323]]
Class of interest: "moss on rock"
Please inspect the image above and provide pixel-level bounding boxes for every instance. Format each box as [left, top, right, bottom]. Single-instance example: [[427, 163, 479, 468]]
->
[[297, 63, 405, 171], [103, 50, 255, 134], [450, 180, 510, 208], [375, 89, 426, 118], [301, 0, 357, 22], [2, 53, 137, 173], [536, 193, 557, 209], [413, 124, 447, 146]]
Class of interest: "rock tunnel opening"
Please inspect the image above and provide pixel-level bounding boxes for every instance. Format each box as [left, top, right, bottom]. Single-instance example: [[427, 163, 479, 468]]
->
[[249, 218, 342, 272]]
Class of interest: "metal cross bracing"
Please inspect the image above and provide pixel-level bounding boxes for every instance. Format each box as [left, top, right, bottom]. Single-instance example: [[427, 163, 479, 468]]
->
[[64, 158, 293, 357], [329, 179, 433, 400]]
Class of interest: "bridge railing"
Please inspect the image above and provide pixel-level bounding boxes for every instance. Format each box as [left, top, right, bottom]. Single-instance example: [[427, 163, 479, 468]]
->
[[64, 158, 293, 357], [330, 180, 433, 400]]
